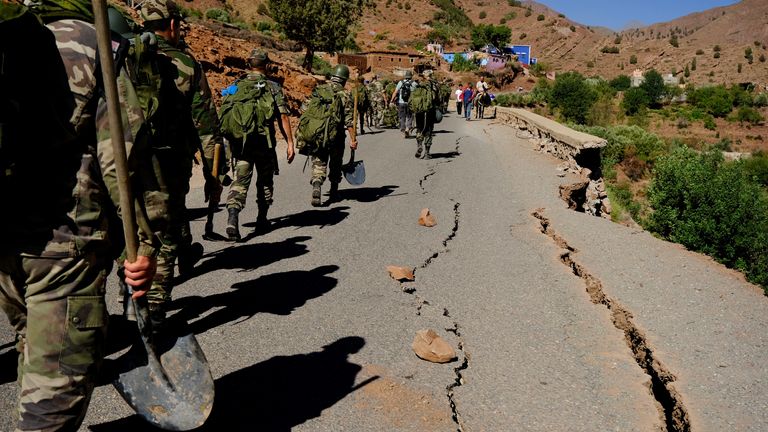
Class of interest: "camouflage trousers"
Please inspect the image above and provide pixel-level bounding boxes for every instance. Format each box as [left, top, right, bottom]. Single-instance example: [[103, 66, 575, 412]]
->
[[311, 140, 345, 185], [371, 99, 386, 127], [415, 109, 435, 151], [148, 153, 192, 306], [0, 250, 109, 432], [226, 143, 275, 211]]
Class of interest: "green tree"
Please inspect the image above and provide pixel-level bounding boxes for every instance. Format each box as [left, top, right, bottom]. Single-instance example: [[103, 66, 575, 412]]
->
[[622, 87, 650, 115], [470, 24, 512, 49], [268, 0, 373, 71], [640, 69, 664, 107], [745, 47, 754, 64], [691, 57, 697, 70], [548, 72, 597, 124], [609, 74, 631, 91], [629, 54, 637, 64]]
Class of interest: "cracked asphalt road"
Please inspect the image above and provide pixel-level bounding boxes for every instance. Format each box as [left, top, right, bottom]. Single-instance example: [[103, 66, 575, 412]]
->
[[1, 112, 767, 431]]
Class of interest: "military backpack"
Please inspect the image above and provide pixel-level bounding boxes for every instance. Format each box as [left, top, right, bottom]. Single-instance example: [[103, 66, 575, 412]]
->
[[219, 76, 277, 146], [295, 83, 344, 156], [408, 81, 437, 114]]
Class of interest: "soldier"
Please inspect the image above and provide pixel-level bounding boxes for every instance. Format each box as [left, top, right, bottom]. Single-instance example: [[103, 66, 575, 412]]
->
[[414, 69, 439, 159], [390, 70, 416, 138], [139, 0, 223, 324], [224, 49, 295, 240], [0, 1, 163, 429], [368, 75, 387, 128], [310, 64, 357, 206], [352, 76, 369, 135]]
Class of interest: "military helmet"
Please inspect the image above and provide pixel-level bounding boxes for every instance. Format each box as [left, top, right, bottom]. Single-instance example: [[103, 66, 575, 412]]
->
[[404, 70, 413, 79], [248, 49, 269, 67], [331, 64, 350, 81], [108, 7, 135, 38], [140, 0, 182, 22]]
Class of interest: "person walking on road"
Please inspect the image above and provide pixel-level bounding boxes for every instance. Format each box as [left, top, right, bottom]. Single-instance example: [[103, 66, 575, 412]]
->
[[309, 65, 357, 206], [390, 70, 416, 138], [222, 49, 295, 241], [412, 69, 440, 159], [0, 2, 162, 429], [463, 83, 475, 120], [455, 84, 464, 115]]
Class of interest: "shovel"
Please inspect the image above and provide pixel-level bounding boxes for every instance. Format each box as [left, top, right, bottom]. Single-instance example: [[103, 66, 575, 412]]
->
[[93, 1, 214, 429], [342, 149, 366, 185], [343, 90, 365, 185]]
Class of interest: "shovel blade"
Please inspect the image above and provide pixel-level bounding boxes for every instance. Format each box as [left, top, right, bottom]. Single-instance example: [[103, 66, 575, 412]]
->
[[113, 331, 214, 431], [342, 160, 366, 185]]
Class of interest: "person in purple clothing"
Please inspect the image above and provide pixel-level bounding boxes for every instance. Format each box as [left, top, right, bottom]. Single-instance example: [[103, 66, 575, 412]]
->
[[463, 83, 475, 120]]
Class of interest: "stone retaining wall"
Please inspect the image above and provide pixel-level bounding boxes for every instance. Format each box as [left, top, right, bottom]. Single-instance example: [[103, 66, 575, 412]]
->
[[495, 107, 612, 218]]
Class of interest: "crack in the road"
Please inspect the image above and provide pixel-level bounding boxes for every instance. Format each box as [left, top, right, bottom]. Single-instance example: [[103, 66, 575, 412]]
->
[[418, 137, 466, 194], [419, 201, 461, 270], [532, 209, 691, 432], [444, 311, 469, 432]]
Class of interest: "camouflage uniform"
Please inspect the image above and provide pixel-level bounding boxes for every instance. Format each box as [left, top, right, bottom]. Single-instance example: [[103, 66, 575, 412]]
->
[[415, 75, 439, 159], [311, 81, 354, 186], [368, 79, 386, 127], [144, 34, 204, 306], [226, 73, 289, 211], [0, 11, 165, 431]]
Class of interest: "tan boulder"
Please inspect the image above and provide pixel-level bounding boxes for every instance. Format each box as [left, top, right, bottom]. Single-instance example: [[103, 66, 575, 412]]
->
[[418, 208, 437, 227], [412, 329, 457, 363]]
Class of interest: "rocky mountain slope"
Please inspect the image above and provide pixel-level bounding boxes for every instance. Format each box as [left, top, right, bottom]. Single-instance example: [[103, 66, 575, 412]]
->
[[179, 0, 766, 86]]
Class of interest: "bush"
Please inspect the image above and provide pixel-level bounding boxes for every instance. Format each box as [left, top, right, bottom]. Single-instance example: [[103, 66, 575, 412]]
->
[[607, 182, 642, 222], [629, 54, 637, 64], [703, 115, 717, 130], [646, 147, 768, 289], [572, 124, 666, 176], [508, 0, 522, 6], [601, 46, 620, 54], [754, 93, 768, 107], [689, 85, 734, 117], [549, 72, 597, 124], [256, 3, 268, 15], [537, 14, 545, 21], [610, 75, 631, 91], [452, 54, 478, 72], [622, 87, 650, 115], [695, 49, 704, 55], [734, 106, 765, 125], [205, 8, 231, 23], [743, 151, 768, 188], [519, 32, 527, 39], [525, 7, 532, 17], [479, 11, 486, 19]]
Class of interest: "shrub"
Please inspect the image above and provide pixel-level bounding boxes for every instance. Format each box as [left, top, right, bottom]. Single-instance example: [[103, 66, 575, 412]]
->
[[205, 8, 231, 23], [646, 147, 768, 289], [610, 75, 631, 91], [405, 2, 411, 10], [499, 18, 506, 24], [525, 7, 532, 17], [754, 93, 768, 107], [549, 72, 597, 124], [479, 10, 486, 19], [537, 14, 545, 21], [689, 85, 734, 117], [256, 3, 268, 15], [607, 181, 642, 222], [761, 54, 767, 63], [573, 124, 665, 176], [714, 51, 721, 59], [695, 49, 704, 55], [734, 106, 765, 125], [519, 32, 527, 39], [452, 54, 478, 72], [629, 54, 637, 64], [737, 63, 742, 73], [570, 25, 576, 32], [745, 47, 754, 63], [669, 34, 679, 47], [703, 115, 717, 130], [743, 151, 768, 188], [505, 11, 517, 20], [507, 0, 522, 6], [691, 57, 697, 70], [601, 46, 620, 54], [622, 87, 650, 115]]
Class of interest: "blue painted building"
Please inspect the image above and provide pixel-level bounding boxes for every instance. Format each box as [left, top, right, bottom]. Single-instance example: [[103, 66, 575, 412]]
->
[[503, 45, 532, 65]]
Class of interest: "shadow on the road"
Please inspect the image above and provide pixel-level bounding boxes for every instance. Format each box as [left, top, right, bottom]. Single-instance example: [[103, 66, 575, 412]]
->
[[359, 130, 384, 135], [245, 206, 350, 231], [169, 265, 339, 334], [432, 129, 453, 134], [428, 151, 461, 159], [338, 185, 401, 203], [89, 336, 376, 432], [174, 236, 311, 284], [187, 205, 218, 222], [0, 341, 17, 385]]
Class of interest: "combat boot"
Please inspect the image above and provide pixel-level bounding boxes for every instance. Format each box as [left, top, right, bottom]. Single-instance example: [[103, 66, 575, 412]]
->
[[148, 302, 167, 334], [226, 207, 241, 241], [415, 143, 423, 159], [311, 181, 322, 207], [328, 181, 339, 203], [422, 146, 432, 160], [256, 203, 270, 233]]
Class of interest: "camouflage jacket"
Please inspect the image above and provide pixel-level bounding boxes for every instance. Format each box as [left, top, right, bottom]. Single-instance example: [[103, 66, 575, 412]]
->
[[0, 19, 165, 257], [330, 81, 354, 129]]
